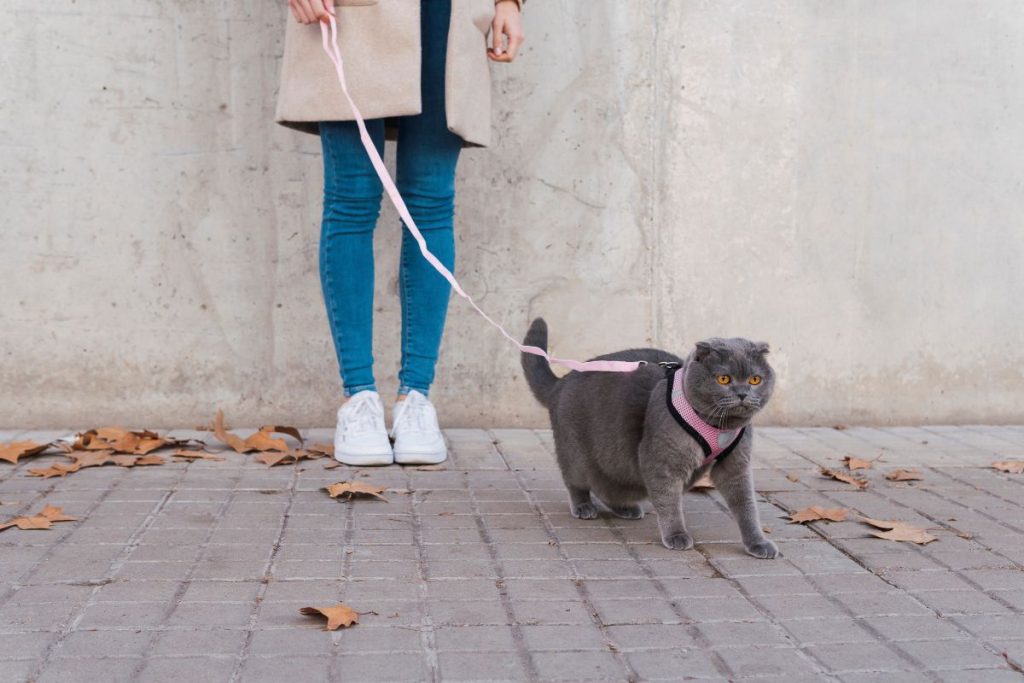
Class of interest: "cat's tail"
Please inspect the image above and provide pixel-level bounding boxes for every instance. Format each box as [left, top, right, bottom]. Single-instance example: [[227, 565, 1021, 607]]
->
[[521, 317, 559, 408]]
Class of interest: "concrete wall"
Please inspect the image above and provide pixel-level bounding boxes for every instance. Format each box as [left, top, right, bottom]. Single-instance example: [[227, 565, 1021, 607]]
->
[[3, 1, 1022, 429]]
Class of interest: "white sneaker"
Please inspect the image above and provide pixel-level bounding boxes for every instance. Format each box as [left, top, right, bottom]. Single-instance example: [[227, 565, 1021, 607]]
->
[[334, 390, 394, 466], [390, 390, 448, 465]]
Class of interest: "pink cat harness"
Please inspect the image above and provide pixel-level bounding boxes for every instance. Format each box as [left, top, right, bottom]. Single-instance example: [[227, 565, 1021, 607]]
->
[[662, 363, 745, 467]]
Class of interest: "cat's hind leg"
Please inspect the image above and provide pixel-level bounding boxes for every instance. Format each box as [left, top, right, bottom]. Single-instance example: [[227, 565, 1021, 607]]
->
[[603, 501, 645, 520], [567, 486, 598, 520], [591, 492, 645, 520]]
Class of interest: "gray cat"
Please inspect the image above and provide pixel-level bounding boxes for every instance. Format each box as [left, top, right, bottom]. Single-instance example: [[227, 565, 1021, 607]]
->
[[521, 318, 779, 559]]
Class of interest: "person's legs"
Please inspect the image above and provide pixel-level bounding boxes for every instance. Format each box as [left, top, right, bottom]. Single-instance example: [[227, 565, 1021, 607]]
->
[[395, 0, 462, 397], [319, 119, 386, 397]]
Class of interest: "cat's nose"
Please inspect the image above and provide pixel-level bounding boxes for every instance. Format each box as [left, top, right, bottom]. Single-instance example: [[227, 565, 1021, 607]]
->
[[736, 392, 749, 401]]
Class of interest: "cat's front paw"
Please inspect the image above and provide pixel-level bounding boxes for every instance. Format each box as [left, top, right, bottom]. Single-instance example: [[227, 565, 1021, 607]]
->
[[744, 539, 780, 559], [571, 502, 598, 520], [661, 531, 694, 551]]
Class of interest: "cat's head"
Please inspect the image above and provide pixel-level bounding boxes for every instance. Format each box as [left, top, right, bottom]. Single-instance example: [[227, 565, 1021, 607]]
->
[[683, 337, 775, 425]]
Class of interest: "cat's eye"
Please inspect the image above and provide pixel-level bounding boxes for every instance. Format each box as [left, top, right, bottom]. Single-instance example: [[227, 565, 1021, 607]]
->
[[716, 375, 731, 385], [749, 376, 763, 386]]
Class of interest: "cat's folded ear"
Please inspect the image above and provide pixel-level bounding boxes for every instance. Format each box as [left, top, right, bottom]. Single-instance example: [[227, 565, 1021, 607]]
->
[[694, 341, 713, 362], [752, 342, 770, 355]]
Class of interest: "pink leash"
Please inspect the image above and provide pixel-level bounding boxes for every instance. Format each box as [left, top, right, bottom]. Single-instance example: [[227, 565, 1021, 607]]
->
[[319, 16, 642, 374]]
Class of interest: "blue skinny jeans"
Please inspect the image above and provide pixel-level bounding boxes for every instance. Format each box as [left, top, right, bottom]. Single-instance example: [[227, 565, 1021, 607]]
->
[[319, 0, 461, 398]]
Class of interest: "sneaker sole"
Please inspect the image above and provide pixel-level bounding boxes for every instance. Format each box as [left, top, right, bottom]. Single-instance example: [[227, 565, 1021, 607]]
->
[[334, 452, 394, 467], [394, 450, 448, 466]]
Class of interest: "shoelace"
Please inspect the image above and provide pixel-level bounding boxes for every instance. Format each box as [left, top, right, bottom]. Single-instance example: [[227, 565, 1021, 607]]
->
[[344, 396, 382, 436], [395, 397, 433, 434]]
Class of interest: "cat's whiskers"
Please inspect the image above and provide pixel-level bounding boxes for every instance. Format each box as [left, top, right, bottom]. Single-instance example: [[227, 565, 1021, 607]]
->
[[709, 400, 735, 428]]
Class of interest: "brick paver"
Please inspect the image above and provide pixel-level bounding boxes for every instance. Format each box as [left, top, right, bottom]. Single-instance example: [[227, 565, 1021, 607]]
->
[[1, 426, 1024, 681]]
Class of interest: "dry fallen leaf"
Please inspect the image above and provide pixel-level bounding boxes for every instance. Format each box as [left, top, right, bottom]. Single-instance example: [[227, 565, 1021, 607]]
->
[[786, 472, 800, 483], [992, 461, 1024, 474], [843, 456, 874, 471], [213, 410, 304, 454], [28, 462, 82, 479], [325, 481, 388, 502], [71, 427, 188, 455], [859, 516, 937, 544], [833, 424, 847, 431], [323, 461, 340, 470], [307, 443, 334, 457], [172, 450, 224, 461], [0, 505, 78, 532], [789, 506, 849, 524], [0, 441, 51, 465], [885, 468, 923, 482], [821, 468, 869, 489], [690, 473, 714, 491], [413, 464, 445, 471], [30, 448, 167, 476], [70, 451, 115, 468], [299, 604, 359, 630], [255, 450, 321, 467]]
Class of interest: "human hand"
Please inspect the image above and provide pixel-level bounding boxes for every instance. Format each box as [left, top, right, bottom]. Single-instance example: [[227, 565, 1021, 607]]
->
[[288, 0, 334, 25], [488, 0, 524, 62]]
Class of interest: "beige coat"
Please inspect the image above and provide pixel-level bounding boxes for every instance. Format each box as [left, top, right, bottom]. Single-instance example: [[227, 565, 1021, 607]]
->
[[276, 0, 497, 147]]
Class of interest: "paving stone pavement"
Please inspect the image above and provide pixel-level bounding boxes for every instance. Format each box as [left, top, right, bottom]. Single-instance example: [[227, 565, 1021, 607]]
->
[[2, 426, 1024, 682]]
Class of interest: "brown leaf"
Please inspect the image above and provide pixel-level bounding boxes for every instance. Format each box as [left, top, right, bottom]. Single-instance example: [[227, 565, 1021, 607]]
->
[[244, 430, 290, 453], [323, 461, 340, 470], [300, 604, 359, 630], [843, 456, 874, 471], [212, 411, 302, 454], [260, 425, 305, 448], [413, 464, 445, 471], [111, 455, 139, 467], [72, 428, 172, 455], [859, 517, 937, 544], [820, 468, 868, 489], [213, 409, 250, 453], [885, 468, 923, 482], [785, 472, 800, 483], [70, 451, 115, 468], [256, 450, 318, 467], [789, 506, 848, 524], [255, 451, 293, 467], [0, 505, 77, 532], [690, 473, 714, 490], [38, 505, 77, 522], [28, 462, 82, 478], [134, 455, 165, 466], [308, 443, 334, 457], [325, 481, 388, 502], [0, 516, 51, 531], [172, 450, 224, 461], [132, 438, 168, 455], [0, 441, 51, 465], [833, 424, 847, 431], [992, 461, 1024, 474]]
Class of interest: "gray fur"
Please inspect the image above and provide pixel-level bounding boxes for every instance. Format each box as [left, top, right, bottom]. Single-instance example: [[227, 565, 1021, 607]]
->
[[521, 318, 779, 559]]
